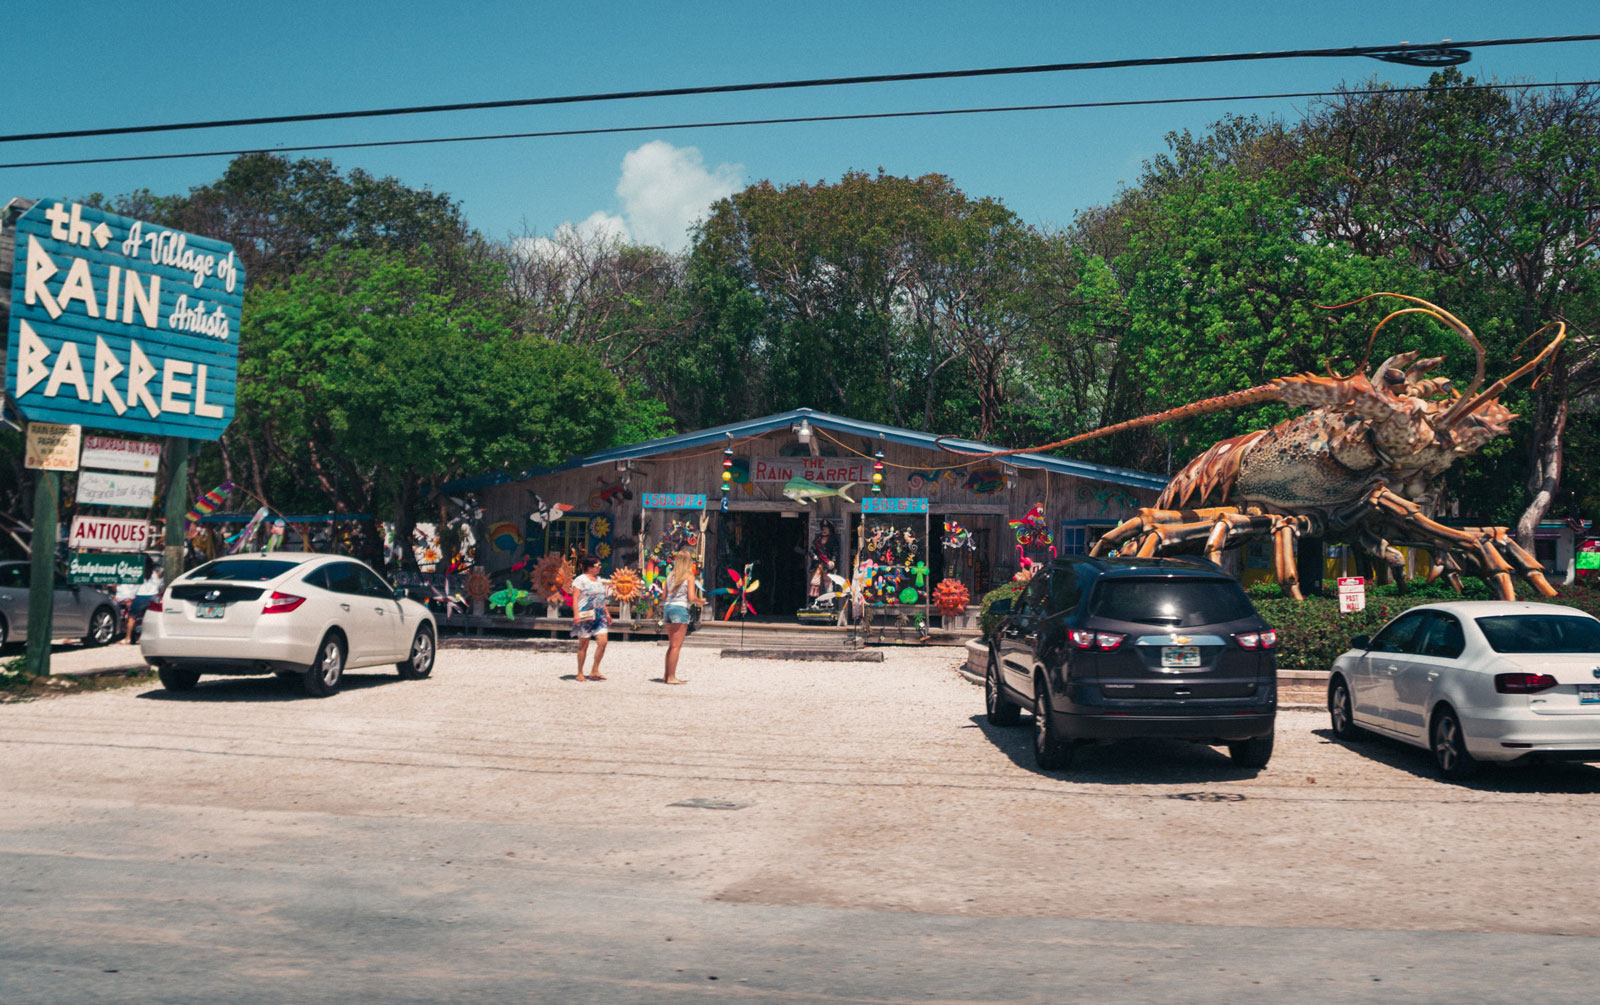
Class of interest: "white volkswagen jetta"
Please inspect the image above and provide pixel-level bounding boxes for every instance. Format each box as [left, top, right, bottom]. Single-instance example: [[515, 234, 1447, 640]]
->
[[141, 552, 437, 697], [1327, 601, 1600, 778]]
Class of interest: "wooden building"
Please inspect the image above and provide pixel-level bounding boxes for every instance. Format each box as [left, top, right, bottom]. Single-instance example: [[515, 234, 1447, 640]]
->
[[444, 409, 1167, 618]]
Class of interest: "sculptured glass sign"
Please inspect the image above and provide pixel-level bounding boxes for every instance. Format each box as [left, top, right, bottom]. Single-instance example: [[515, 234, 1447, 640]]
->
[[6, 200, 244, 440]]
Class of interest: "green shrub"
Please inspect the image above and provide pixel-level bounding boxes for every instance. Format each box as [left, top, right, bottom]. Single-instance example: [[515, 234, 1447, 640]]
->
[[1255, 581, 1600, 669], [978, 579, 1027, 639]]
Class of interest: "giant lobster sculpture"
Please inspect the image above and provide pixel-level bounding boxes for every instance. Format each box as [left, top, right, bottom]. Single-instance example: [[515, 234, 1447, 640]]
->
[[949, 294, 1567, 600]]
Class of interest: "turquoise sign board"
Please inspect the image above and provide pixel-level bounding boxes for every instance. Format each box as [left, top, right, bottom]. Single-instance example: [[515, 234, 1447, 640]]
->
[[642, 492, 707, 509], [6, 199, 243, 440], [862, 497, 929, 514]]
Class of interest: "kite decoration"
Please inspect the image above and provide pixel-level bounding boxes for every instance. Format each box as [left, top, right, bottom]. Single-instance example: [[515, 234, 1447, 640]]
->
[[185, 481, 234, 539], [227, 506, 271, 554]]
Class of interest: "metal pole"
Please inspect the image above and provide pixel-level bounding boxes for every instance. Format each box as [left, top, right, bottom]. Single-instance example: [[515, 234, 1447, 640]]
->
[[162, 438, 190, 583], [23, 469, 58, 677]]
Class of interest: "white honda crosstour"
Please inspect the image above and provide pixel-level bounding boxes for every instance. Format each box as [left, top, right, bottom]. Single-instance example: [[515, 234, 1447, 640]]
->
[[141, 552, 437, 697]]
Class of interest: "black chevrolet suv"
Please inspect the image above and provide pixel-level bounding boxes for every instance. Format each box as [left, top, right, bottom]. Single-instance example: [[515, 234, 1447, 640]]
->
[[985, 556, 1277, 770]]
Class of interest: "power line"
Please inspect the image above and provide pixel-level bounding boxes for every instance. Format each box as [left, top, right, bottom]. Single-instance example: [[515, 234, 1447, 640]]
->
[[2, 33, 1597, 145], [2, 77, 1592, 171]]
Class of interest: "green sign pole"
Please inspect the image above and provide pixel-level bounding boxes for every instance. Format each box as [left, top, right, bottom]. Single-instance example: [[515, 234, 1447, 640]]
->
[[23, 469, 59, 677], [162, 438, 190, 584]]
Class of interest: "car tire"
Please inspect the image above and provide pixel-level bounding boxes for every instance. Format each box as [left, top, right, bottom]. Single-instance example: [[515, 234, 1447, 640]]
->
[[398, 626, 436, 680], [1032, 682, 1073, 770], [302, 634, 345, 698], [1328, 675, 1364, 741], [0, 614, 9, 649], [157, 665, 200, 691], [84, 606, 119, 647], [1430, 705, 1480, 780], [985, 649, 1020, 726], [1228, 733, 1274, 768]]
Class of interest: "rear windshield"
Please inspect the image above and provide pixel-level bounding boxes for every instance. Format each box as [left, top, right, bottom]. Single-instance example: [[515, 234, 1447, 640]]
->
[[1475, 615, 1600, 654], [1088, 578, 1256, 628], [179, 559, 300, 583]]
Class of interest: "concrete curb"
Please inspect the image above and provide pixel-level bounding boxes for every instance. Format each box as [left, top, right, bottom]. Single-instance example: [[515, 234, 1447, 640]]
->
[[720, 648, 885, 662]]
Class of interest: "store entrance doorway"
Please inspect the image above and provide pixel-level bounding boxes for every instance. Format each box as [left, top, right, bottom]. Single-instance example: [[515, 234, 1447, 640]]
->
[[716, 511, 809, 618]]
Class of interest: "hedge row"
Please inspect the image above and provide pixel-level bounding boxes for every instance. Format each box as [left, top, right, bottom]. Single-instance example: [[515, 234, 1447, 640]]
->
[[976, 578, 1600, 672]]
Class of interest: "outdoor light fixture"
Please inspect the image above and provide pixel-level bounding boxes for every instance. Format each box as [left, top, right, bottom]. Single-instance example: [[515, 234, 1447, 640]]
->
[[794, 419, 812, 444]]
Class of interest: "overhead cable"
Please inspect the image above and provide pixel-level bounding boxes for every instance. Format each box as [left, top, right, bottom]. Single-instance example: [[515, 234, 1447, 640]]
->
[[2, 77, 1593, 171], [2, 33, 1597, 145]]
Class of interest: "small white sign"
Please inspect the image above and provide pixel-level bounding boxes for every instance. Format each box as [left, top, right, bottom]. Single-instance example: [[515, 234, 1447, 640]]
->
[[75, 470, 158, 508], [1337, 576, 1366, 613], [25, 422, 81, 470], [79, 435, 161, 473], [69, 514, 157, 552]]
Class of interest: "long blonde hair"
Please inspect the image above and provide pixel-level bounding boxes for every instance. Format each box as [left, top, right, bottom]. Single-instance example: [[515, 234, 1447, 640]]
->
[[666, 550, 695, 593]]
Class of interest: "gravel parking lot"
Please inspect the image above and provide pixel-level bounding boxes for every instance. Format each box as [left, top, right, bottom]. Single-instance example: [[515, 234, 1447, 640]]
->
[[5, 641, 1600, 937]]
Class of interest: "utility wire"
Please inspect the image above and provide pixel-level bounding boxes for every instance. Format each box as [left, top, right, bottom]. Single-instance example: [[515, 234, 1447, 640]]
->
[[3, 77, 1592, 171], [2, 33, 1597, 145]]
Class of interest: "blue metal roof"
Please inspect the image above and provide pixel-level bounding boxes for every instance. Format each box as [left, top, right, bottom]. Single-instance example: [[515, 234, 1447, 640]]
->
[[442, 407, 1169, 493]]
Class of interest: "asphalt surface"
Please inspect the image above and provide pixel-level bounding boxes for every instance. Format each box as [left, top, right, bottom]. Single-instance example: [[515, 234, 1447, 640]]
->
[[3, 642, 1599, 1002]]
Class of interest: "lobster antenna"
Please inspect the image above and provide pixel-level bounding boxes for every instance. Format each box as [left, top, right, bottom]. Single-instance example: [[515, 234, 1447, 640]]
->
[[1444, 321, 1566, 426], [937, 383, 1282, 461], [1317, 293, 1486, 413]]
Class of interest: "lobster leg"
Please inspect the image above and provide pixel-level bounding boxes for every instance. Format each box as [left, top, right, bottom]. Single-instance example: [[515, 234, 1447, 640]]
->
[[1367, 488, 1557, 599]]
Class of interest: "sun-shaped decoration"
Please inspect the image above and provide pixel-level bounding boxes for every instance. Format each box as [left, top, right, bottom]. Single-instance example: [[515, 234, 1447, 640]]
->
[[532, 553, 573, 598], [609, 567, 643, 603], [590, 515, 611, 539], [595, 542, 611, 559], [931, 578, 970, 616], [464, 568, 492, 601]]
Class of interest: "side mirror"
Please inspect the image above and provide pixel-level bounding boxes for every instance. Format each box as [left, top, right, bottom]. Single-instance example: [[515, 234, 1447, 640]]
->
[[989, 597, 1012, 616], [1351, 634, 1370, 651], [394, 587, 407, 600]]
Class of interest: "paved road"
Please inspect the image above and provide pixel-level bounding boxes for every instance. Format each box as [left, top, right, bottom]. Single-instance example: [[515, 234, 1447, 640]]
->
[[3, 644, 1598, 1002]]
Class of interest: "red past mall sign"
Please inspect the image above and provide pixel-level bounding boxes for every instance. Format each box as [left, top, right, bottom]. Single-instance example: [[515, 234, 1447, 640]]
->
[[1338, 576, 1367, 613]]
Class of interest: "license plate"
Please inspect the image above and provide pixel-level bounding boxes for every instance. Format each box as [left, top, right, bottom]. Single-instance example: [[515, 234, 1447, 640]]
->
[[1580, 685, 1600, 705], [1161, 645, 1200, 668], [196, 603, 225, 619]]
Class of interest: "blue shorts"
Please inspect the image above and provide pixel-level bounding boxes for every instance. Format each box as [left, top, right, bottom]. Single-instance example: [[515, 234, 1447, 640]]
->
[[663, 603, 691, 624]]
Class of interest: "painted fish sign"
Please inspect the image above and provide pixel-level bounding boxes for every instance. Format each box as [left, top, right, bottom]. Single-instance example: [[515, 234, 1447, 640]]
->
[[5, 199, 244, 440]]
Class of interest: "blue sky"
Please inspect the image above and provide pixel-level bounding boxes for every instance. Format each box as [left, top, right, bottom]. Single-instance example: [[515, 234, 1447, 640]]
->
[[4, 2, 1597, 253]]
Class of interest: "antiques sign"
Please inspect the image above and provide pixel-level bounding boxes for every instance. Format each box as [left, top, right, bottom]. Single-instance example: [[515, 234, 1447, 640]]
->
[[69, 514, 155, 552], [750, 456, 872, 484], [6, 200, 243, 440]]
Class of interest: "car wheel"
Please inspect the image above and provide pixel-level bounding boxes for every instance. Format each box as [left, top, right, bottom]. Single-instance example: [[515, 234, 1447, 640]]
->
[[0, 615, 9, 649], [84, 606, 119, 647], [1328, 675, 1363, 741], [398, 626, 435, 679], [302, 634, 345, 697], [1228, 733, 1274, 768], [1430, 706, 1480, 780], [985, 649, 1020, 726], [157, 666, 200, 691], [1032, 683, 1073, 770]]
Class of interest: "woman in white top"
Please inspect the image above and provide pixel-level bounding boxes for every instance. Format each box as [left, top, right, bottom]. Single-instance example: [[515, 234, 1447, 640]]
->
[[660, 550, 702, 685], [570, 556, 611, 681]]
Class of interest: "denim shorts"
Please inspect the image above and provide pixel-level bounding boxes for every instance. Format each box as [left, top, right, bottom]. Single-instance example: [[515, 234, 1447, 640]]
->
[[662, 603, 691, 624]]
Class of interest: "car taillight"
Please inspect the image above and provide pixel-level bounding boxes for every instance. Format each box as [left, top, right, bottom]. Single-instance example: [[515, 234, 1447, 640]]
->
[[262, 592, 306, 614], [1236, 630, 1277, 650], [1070, 629, 1125, 651], [1495, 672, 1558, 694]]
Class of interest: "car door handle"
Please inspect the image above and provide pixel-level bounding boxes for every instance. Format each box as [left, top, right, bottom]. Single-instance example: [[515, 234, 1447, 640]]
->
[[374, 608, 386, 615], [1426, 671, 1440, 681], [340, 603, 351, 611]]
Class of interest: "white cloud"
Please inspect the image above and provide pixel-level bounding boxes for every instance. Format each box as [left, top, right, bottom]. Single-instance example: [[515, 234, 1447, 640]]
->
[[614, 141, 742, 252]]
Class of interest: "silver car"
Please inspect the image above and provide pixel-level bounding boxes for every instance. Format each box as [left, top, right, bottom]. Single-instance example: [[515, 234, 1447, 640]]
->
[[0, 560, 121, 648], [1328, 601, 1600, 779]]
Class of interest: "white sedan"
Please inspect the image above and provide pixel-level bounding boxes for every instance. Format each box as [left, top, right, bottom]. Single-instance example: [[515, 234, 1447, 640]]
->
[[141, 552, 437, 697], [1327, 601, 1600, 778]]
